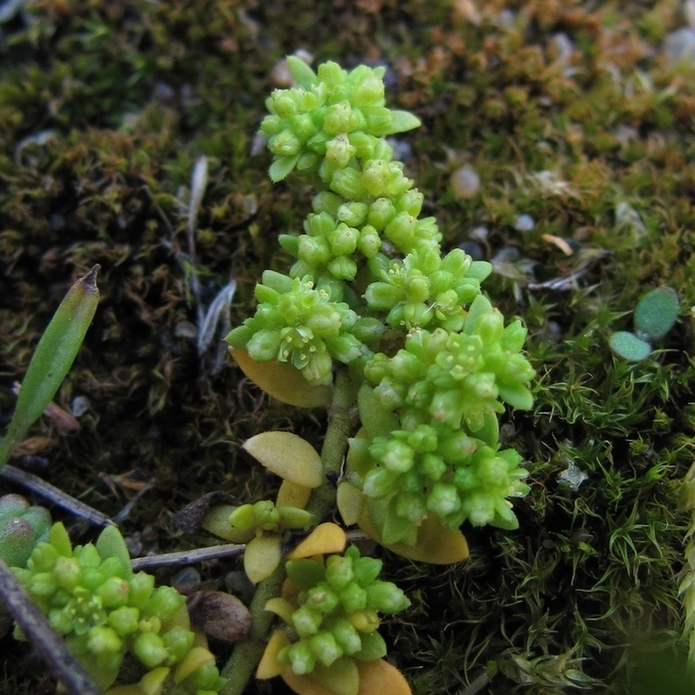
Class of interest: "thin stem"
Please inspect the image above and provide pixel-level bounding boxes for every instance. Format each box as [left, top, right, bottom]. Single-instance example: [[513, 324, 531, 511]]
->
[[219, 367, 358, 695]]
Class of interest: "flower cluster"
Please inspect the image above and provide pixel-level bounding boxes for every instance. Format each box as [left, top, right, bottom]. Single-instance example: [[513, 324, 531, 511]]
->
[[268, 545, 409, 675], [345, 294, 534, 536], [12, 523, 224, 694]]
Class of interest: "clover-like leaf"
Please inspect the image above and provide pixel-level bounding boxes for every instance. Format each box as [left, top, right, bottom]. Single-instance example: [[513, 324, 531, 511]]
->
[[609, 331, 652, 362], [243, 431, 324, 488], [230, 349, 332, 407], [633, 286, 679, 340]]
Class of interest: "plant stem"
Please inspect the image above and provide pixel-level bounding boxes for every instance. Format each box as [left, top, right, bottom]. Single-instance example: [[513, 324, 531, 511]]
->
[[219, 367, 358, 695]]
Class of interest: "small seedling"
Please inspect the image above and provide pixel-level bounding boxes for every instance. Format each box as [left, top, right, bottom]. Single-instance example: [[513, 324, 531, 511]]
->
[[609, 287, 679, 361]]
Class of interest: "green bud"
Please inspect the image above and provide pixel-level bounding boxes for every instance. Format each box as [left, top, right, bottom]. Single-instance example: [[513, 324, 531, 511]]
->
[[338, 581, 368, 613], [366, 582, 410, 613], [268, 130, 301, 157], [161, 625, 194, 661], [96, 576, 130, 609], [307, 582, 340, 614], [54, 556, 81, 591], [128, 572, 156, 610], [365, 282, 402, 311], [330, 618, 362, 654], [325, 555, 354, 591], [49, 607, 74, 635], [29, 571, 57, 597], [362, 467, 399, 499], [247, 329, 282, 363], [426, 483, 461, 518], [147, 585, 184, 621], [134, 631, 169, 668], [328, 223, 359, 256], [292, 605, 323, 637], [351, 555, 382, 588], [252, 500, 281, 530], [327, 255, 357, 281], [384, 212, 416, 251], [310, 631, 342, 667], [87, 625, 123, 656], [107, 606, 140, 635], [286, 640, 316, 675], [28, 542, 59, 573], [324, 103, 353, 134], [330, 167, 366, 200]]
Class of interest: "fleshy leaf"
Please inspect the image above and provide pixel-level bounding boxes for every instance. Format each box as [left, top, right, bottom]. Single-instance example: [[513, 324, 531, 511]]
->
[[264, 597, 296, 624], [244, 535, 282, 583], [337, 482, 365, 526], [201, 505, 255, 543], [173, 646, 215, 683], [609, 331, 652, 362], [633, 286, 679, 340], [277, 479, 313, 510], [95, 525, 133, 577], [231, 349, 332, 407], [311, 657, 360, 695], [257, 629, 291, 679], [287, 55, 317, 89], [385, 110, 421, 135], [357, 384, 399, 439], [358, 510, 469, 564], [243, 431, 324, 488], [287, 523, 347, 559]]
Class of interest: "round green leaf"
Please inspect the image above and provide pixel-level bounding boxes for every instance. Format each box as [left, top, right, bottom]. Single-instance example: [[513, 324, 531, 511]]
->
[[633, 287, 679, 340]]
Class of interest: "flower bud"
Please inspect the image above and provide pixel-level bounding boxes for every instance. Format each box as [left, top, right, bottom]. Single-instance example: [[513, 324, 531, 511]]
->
[[134, 631, 169, 668], [54, 556, 81, 591], [325, 555, 354, 590], [351, 555, 382, 588], [362, 468, 399, 499], [292, 605, 323, 637], [28, 542, 59, 573], [162, 626, 194, 661], [426, 483, 461, 518], [366, 582, 410, 613], [309, 631, 342, 667], [338, 582, 367, 613], [96, 576, 130, 609], [327, 255, 357, 281], [347, 607, 379, 633], [268, 131, 301, 157], [330, 618, 362, 654], [87, 625, 123, 656], [147, 585, 184, 621], [307, 582, 340, 614], [128, 572, 156, 610], [108, 606, 140, 636], [287, 640, 316, 674], [252, 500, 281, 531]]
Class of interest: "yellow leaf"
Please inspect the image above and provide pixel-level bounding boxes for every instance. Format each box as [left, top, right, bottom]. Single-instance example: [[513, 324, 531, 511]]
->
[[336, 482, 365, 526], [231, 349, 332, 407], [265, 597, 296, 624], [243, 432, 324, 488], [287, 523, 346, 559], [358, 511, 469, 565], [355, 659, 412, 695], [277, 479, 312, 510], [244, 534, 282, 583], [257, 629, 291, 679], [281, 658, 411, 695], [173, 647, 215, 683]]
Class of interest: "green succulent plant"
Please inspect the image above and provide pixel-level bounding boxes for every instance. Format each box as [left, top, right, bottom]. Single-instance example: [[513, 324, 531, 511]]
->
[[12, 523, 225, 695]]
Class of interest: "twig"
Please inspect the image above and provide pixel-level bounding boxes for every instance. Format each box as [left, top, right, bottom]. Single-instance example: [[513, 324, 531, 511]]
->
[[0, 464, 113, 527], [131, 543, 245, 571], [0, 558, 102, 695]]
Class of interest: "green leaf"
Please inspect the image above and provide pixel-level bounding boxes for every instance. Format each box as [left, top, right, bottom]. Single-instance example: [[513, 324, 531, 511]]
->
[[384, 110, 421, 134], [269, 155, 300, 182], [633, 286, 679, 340], [311, 657, 359, 695], [287, 56, 317, 90], [0, 267, 100, 470], [609, 331, 652, 361], [285, 558, 326, 591], [96, 526, 133, 577]]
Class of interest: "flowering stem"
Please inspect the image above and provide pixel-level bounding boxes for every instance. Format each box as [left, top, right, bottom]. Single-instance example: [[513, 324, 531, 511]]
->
[[219, 367, 358, 695]]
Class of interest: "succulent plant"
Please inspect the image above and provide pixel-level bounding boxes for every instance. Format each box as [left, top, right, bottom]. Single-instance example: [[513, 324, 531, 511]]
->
[[11, 523, 225, 695]]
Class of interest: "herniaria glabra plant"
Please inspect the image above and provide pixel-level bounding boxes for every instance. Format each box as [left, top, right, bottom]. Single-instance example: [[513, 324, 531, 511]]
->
[[212, 56, 536, 695]]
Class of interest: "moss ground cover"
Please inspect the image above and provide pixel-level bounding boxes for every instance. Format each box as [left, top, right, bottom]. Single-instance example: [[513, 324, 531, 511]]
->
[[1, 1, 695, 693]]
